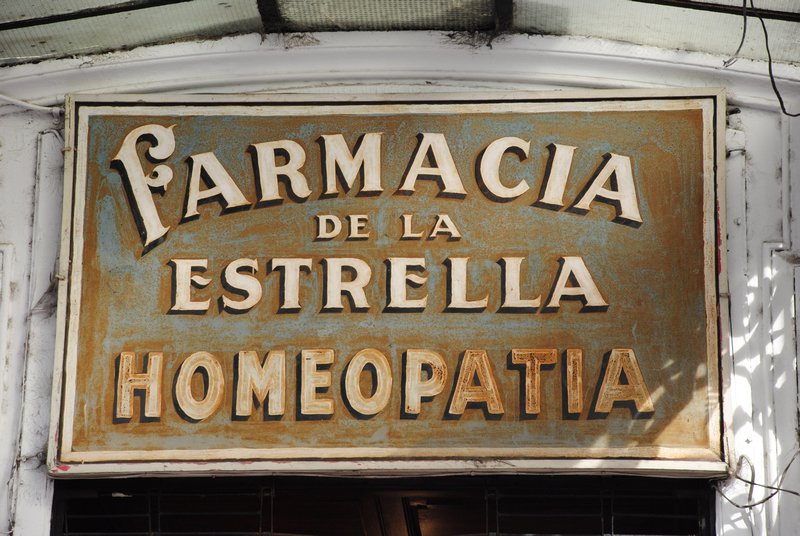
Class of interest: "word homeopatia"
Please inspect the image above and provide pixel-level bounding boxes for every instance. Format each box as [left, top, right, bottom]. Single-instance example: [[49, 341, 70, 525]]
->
[[115, 346, 654, 423]]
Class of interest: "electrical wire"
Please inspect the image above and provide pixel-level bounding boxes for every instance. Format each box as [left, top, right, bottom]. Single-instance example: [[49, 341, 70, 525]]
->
[[736, 475, 800, 498], [750, 0, 800, 117], [718, 450, 800, 509], [723, 0, 748, 67], [0, 93, 62, 117], [722, 0, 799, 116]]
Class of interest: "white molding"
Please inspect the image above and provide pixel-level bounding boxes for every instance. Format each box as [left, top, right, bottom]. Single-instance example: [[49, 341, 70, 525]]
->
[[0, 32, 797, 115], [0, 244, 14, 533], [49, 458, 729, 479]]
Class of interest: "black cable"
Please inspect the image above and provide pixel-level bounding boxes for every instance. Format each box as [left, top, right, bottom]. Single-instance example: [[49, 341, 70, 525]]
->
[[630, 0, 800, 22], [735, 475, 800, 498], [0, 0, 195, 32], [750, 0, 800, 117]]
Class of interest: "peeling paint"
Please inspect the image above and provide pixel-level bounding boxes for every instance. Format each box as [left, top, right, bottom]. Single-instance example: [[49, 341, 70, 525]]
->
[[281, 33, 320, 50], [0, 28, 796, 536], [444, 31, 509, 50]]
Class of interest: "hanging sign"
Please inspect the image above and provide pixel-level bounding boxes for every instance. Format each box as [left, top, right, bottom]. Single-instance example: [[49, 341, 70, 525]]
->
[[50, 91, 726, 476]]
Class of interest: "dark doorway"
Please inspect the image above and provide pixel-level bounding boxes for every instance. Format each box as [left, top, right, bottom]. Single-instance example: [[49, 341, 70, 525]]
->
[[52, 475, 715, 535]]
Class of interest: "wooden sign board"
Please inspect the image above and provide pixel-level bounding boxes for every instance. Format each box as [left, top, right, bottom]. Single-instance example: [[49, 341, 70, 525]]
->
[[49, 91, 727, 477]]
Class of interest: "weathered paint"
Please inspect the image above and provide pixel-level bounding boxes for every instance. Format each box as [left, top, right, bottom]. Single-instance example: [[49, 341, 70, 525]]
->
[[51, 93, 724, 474], [0, 30, 795, 534]]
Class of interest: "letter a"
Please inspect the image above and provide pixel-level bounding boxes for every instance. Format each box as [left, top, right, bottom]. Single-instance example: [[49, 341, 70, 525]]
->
[[594, 348, 654, 414], [398, 133, 466, 196], [573, 153, 642, 224], [546, 256, 607, 309], [448, 350, 504, 415]]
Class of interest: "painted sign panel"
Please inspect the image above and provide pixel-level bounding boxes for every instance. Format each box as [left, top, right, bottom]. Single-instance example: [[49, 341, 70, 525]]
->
[[50, 91, 726, 476]]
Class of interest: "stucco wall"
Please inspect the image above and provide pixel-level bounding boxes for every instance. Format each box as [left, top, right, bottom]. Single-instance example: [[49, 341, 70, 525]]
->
[[0, 31, 798, 535]]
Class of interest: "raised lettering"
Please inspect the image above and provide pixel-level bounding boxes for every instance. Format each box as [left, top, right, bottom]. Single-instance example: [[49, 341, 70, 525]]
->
[[479, 136, 531, 199], [270, 258, 311, 310], [404, 349, 447, 415], [387, 257, 427, 309], [321, 133, 383, 195], [170, 258, 211, 312], [446, 257, 488, 310], [251, 140, 311, 202], [573, 153, 642, 223], [174, 351, 224, 421], [538, 143, 576, 206], [221, 258, 262, 312], [300, 349, 334, 415], [116, 352, 163, 420], [500, 257, 541, 310], [322, 258, 372, 311], [398, 133, 466, 195], [112, 124, 176, 249], [183, 152, 250, 219], [344, 348, 392, 416], [512, 349, 556, 414], [448, 350, 504, 415], [565, 348, 584, 415], [546, 256, 607, 309], [594, 348, 654, 414], [235, 350, 285, 417]]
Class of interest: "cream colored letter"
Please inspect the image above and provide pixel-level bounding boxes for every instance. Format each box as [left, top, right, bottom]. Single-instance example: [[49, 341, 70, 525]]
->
[[323, 258, 372, 311], [170, 258, 211, 312], [448, 350, 504, 415], [388, 257, 427, 309], [546, 256, 607, 309], [316, 214, 342, 239], [271, 258, 312, 310], [112, 124, 176, 248], [401, 214, 424, 239], [573, 153, 642, 223], [479, 136, 531, 199], [184, 152, 250, 218], [429, 214, 461, 239], [301, 349, 334, 415], [321, 133, 383, 195], [538, 143, 576, 206], [251, 140, 311, 202], [398, 133, 466, 195], [344, 348, 392, 415], [235, 350, 285, 417], [116, 352, 163, 419], [446, 257, 488, 310], [500, 257, 541, 309], [222, 258, 262, 312], [174, 352, 224, 421], [404, 349, 447, 414]]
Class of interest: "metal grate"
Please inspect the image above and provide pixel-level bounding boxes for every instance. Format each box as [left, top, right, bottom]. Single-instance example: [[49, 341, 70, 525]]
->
[[277, 0, 495, 31], [488, 477, 712, 535], [52, 476, 714, 536]]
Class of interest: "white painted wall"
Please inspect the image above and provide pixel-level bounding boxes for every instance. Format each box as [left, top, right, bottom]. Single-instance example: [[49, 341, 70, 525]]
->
[[0, 31, 798, 535]]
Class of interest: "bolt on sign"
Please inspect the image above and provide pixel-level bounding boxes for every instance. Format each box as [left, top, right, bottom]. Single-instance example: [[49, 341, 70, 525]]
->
[[49, 91, 727, 477]]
